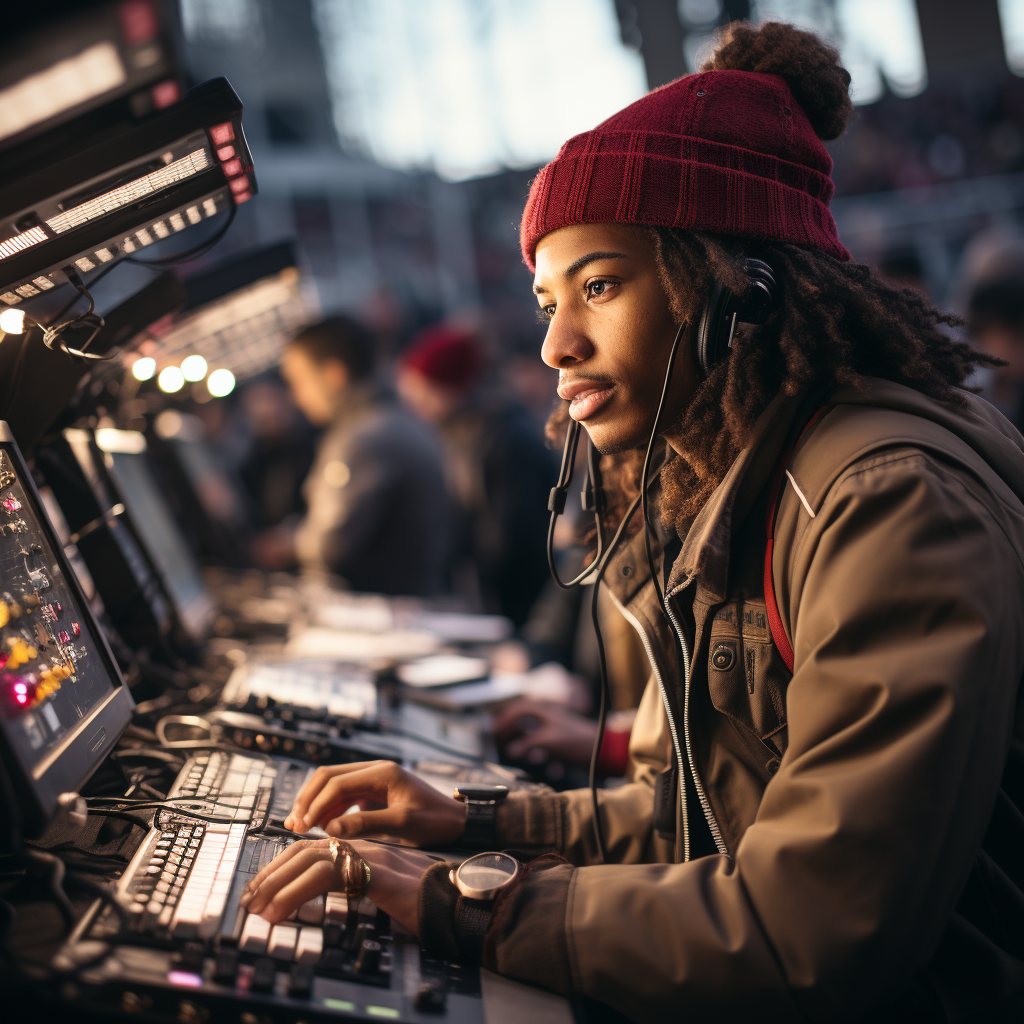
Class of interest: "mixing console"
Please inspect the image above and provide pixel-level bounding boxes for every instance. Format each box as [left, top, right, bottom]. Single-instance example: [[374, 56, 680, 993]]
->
[[65, 751, 513, 1022]]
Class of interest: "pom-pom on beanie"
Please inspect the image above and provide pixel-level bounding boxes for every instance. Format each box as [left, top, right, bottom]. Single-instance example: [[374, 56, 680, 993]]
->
[[400, 324, 482, 390], [520, 65, 850, 271]]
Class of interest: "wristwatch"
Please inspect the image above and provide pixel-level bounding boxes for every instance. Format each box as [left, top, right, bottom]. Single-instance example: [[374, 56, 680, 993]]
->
[[453, 783, 509, 850], [449, 851, 522, 959]]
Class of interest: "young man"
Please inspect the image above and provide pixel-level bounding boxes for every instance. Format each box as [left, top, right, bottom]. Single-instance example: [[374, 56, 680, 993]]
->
[[240, 24, 1024, 1022], [253, 314, 452, 596]]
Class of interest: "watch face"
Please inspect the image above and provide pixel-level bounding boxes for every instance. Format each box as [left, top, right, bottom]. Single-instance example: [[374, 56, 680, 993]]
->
[[455, 852, 519, 899]]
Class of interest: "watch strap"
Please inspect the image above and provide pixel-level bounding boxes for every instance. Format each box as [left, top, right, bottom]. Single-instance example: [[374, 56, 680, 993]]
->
[[460, 796, 503, 850], [454, 895, 492, 962]]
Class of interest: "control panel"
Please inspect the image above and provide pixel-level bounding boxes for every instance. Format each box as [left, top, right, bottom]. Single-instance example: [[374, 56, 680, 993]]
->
[[0, 448, 112, 766]]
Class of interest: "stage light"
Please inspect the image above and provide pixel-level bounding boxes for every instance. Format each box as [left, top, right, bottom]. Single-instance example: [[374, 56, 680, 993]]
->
[[0, 308, 26, 334], [180, 354, 208, 381], [131, 356, 157, 380], [157, 365, 184, 392], [207, 368, 235, 397]]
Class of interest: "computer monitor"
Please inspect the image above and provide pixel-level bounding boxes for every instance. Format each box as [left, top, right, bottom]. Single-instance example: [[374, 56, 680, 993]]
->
[[37, 428, 176, 657], [0, 421, 133, 839], [92, 427, 216, 645]]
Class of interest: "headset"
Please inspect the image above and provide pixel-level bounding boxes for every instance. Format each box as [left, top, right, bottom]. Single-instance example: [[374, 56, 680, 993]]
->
[[545, 256, 780, 862]]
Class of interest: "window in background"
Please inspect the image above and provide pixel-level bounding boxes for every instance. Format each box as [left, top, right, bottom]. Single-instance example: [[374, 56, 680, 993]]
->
[[999, 0, 1024, 75], [752, 0, 927, 104], [310, 0, 648, 180], [180, 0, 263, 44]]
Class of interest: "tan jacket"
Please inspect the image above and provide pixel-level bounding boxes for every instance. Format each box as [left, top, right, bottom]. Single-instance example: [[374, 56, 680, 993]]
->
[[485, 379, 1024, 1022]]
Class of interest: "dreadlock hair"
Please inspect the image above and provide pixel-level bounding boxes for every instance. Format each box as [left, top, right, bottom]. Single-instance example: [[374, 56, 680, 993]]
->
[[650, 229, 993, 531]]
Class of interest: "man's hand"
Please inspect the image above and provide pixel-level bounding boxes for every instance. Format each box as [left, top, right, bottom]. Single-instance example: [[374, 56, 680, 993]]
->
[[283, 760, 468, 847], [492, 698, 599, 768], [240, 838, 437, 935]]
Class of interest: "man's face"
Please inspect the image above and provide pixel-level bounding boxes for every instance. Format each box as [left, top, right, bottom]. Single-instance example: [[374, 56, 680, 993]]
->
[[534, 222, 697, 453], [976, 325, 1024, 386], [280, 346, 348, 426]]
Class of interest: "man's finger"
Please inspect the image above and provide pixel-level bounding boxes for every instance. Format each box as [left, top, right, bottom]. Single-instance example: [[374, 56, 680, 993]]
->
[[259, 860, 337, 924], [244, 844, 327, 914], [242, 839, 319, 897], [302, 765, 397, 830], [324, 805, 415, 840], [287, 762, 387, 828]]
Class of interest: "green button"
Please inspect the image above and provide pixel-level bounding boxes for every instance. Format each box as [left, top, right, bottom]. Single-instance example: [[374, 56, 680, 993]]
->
[[366, 1008, 400, 1019], [322, 998, 355, 1012]]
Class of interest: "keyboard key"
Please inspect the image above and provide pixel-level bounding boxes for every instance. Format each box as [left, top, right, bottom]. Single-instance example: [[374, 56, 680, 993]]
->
[[267, 924, 298, 960], [239, 913, 271, 954], [324, 894, 348, 925], [295, 926, 323, 964]]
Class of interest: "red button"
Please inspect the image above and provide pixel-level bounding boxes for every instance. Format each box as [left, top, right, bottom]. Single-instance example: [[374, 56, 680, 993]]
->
[[71, 622, 81, 637], [59, 631, 70, 644]]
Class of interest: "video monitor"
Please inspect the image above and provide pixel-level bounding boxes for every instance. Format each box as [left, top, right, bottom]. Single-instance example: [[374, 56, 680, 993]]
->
[[0, 421, 133, 838], [93, 427, 215, 645]]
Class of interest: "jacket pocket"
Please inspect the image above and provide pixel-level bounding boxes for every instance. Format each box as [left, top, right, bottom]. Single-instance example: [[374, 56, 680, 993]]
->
[[707, 599, 789, 747]]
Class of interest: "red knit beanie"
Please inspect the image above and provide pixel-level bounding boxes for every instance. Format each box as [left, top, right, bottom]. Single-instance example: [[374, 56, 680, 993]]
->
[[401, 324, 482, 390], [520, 68, 849, 271]]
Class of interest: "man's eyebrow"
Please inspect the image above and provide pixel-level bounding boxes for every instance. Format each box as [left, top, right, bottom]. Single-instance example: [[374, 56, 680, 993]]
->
[[565, 250, 629, 278], [532, 251, 630, 294]]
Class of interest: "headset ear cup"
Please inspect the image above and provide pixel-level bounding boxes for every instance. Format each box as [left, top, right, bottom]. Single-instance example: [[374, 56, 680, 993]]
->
[[696, 279, 731, 379]]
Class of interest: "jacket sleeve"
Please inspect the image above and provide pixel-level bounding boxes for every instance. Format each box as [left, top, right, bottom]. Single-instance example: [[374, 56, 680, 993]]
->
[[294, 428, 397, 576], [493, 671, 675, 866], [471, 450, 1024, 1021]]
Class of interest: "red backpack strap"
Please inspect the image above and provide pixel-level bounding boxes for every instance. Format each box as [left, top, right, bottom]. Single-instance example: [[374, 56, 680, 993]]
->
[[763, 407, 828, 673]]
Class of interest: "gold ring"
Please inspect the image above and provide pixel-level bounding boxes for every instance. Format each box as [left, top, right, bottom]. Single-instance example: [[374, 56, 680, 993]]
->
[[327, 837, 371, 900]]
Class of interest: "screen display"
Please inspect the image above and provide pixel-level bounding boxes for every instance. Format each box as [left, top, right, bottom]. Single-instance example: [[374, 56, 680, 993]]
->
[[0, 448, 115, 772], [102, 449, 215, 642]]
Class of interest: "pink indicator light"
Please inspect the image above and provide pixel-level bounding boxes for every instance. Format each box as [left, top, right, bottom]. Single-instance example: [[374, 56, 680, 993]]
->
[[71, 623, 81, 637], [233, 190, 252, 204], [151, 79, 180, 109], [216, 145, 235, 161], [119, 0, 159, 45], [59, 631, 70, 644], [2, 494, 22, 513], [167, 971, 203, 988], [221, 158, 243, 177], [209, 122, 234, 146], [229, 176, 249, 194]]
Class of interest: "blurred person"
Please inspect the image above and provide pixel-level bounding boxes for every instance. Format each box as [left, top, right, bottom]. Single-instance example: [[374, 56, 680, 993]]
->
[[246, 24, 1024, 1021], [963, 232, 1024, 430], [237, 375, 316, 526], [252, 315, 451, 596], [396, 323, 554, 624]]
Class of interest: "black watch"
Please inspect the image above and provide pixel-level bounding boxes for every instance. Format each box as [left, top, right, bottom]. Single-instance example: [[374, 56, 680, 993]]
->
[[453, 784, 509, 850]]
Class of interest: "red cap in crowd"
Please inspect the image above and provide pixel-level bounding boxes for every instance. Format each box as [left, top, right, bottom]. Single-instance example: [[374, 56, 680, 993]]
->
[[520, 69, 849, 271], [401, 324, 482, 390]]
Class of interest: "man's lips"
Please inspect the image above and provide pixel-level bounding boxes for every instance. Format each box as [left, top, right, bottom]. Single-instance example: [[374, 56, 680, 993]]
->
[[558, 379, 616, 422]]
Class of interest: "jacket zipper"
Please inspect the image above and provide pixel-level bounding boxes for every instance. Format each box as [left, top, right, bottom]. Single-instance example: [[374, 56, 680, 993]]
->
[[604, 590, 691, 862], [665, 592, 728, 856]]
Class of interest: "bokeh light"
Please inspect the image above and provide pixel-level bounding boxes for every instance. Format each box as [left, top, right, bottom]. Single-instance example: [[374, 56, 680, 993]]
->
[[207, 368, 236, 397], [131, 356, 157, 381], [181, 354, 209, 381], [157, 365, 185, 393]]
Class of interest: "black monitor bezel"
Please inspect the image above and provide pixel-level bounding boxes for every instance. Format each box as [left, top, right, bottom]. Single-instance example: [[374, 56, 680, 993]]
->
[[0, 421, 134, 839]]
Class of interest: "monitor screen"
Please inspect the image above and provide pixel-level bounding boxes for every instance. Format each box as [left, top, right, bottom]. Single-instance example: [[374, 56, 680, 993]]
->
[[0, 423, 132, 836], [95, 430, 215, 644]]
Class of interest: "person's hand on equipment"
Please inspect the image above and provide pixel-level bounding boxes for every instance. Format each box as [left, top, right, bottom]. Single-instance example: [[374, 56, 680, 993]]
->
[[492, 698, 599, 768], [240, 837, 437, 936], [282, 760, 467, 847]]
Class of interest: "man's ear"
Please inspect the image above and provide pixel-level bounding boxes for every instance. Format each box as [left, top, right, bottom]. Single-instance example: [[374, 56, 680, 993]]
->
[[323, 359, 350, 391]]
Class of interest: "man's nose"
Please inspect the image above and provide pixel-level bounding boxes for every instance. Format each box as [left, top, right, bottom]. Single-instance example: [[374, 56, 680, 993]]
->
[[541, 316, 594, 369]]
